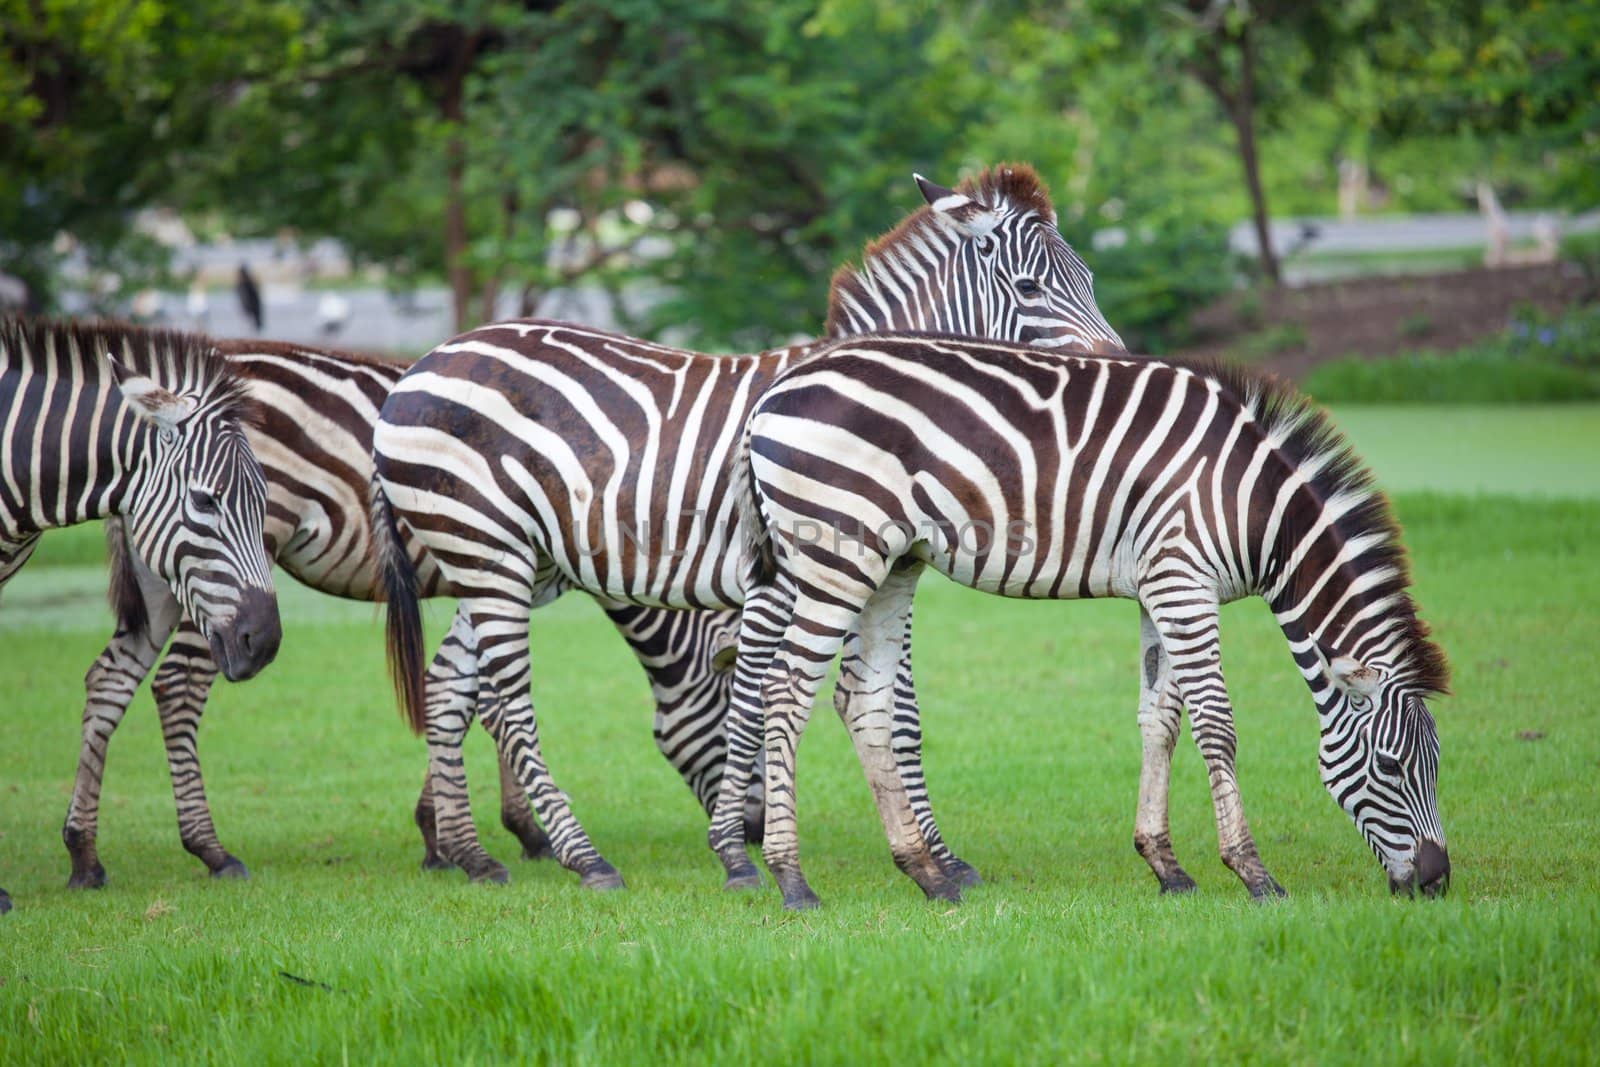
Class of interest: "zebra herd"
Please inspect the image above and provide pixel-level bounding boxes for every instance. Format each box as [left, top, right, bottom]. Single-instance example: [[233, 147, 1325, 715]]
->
[[0, 164, 1450, 915]]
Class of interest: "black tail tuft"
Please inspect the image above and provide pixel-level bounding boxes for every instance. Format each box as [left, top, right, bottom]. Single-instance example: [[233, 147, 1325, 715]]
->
[[105, 519, 151, 641], [370, 478, 427, 736]]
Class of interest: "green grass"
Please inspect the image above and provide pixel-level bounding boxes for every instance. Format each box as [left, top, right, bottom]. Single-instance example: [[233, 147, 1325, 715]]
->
[[3, 409, 1598, 1061]]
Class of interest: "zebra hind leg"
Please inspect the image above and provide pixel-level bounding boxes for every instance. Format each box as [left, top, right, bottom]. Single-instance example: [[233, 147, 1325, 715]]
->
[[707, 580, 797, 891], [1134, 609, 1197, 894], [833, 575, 961, 905], [468, 598, 622, 890], [153, 625, 247, 878], [419, 609, 507, 883], [496, 756, 553, 860]]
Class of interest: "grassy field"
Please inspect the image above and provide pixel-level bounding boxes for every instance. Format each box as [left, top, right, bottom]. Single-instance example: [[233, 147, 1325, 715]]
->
[[2, 406, 1598, 1063]]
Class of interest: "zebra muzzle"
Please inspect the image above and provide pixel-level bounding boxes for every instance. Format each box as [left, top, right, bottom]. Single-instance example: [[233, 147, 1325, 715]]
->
[[210, 587, 282, 682], [1390, 838, 1451, 898]]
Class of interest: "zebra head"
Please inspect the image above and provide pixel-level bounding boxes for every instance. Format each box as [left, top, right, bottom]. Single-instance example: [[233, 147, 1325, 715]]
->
[[1317, 648, 1449, 896], [108, 354, 281, 681], [825, 163, 1124, 354]]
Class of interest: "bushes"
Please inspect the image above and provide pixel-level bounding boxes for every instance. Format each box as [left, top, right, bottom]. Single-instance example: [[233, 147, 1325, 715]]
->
[[1075, 221, 1239, 354], [1302, 305, 1600, 403]]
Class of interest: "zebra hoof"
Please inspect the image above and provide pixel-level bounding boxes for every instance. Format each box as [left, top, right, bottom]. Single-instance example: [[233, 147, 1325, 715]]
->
[[67, 864, 107, 890], [1248, 878, 1287, 902], [580, 864, 625, 891], [520, 839, 555, 862], [468, 863, 510, 885], [941, 858, 983, 888], [1159, 872, 1198, 895], [0, 889, 10, 915], [723, 869, 763, 891], [211, 857, 249, 880], [775, 869, 819, 910], [922, 878, 963, 905], [420, 853, 455, 872]]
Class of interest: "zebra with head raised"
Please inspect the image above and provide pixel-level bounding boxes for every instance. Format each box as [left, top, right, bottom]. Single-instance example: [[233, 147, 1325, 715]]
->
[[727, 335, 1451, 909], [1, 318, 280, 908], [374, 164, 1125, 890]]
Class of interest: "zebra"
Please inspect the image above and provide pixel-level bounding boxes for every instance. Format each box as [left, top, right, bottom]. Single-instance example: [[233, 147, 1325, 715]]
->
[[725, 334, 1452, 909], [2, 318, 281, 906], [374, 164, 1126, 891], [61, 340, 748, 888]]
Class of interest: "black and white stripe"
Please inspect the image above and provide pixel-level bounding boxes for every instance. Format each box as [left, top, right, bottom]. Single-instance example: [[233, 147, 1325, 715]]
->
[[725, 335, 1451, 908], [1, 318, 281, 907], [374, 164, 1122, 890]]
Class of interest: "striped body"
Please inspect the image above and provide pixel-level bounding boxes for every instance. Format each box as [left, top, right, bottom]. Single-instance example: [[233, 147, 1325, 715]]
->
[[67, 340, 753, 889], [729, 335, 1451, 908], [376, 164, 1123, 889], [1, 318, 281, 908]]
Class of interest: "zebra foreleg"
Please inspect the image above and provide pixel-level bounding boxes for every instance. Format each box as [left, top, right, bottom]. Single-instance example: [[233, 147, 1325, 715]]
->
[[64, 583, 179, 888], [833, 574, 962, 906], [466, 598, 622, 890], [415, 610, 507, 882], [1144, 595, 1284, 900], [1133, 608, 1197, 894], [152, 625, 247, 878]]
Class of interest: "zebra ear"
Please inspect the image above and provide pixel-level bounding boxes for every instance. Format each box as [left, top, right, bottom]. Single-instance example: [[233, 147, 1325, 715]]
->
[[915, 173, 999, 238], [1329, 655, 1381, 698], [109, 364, 198, 433]]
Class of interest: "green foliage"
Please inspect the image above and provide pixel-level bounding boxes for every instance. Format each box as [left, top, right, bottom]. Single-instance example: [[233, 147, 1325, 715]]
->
[[1073, 222, 1238, 354], [1304, 305, 1600, 403], [1, 483, 1598, 1060]]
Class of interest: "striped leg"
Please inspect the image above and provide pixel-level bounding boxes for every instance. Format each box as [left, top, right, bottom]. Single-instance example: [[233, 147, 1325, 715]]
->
[[415, 609, 507, 882], [1144, 592, 1284, 900], [1133, 608, 1197, 893], [708, 582, 792, 890], [497, 754, 553, 860], [878, 609, 981, 887], [465, 597, 622, 890], [65, 608, 179, 887], [150, 624, 248, 877], [829, 569, 961, 906], [0, 533, 40, 586]]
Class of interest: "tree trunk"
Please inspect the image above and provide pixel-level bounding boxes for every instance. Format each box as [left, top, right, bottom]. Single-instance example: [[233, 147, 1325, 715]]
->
[[1231, 23, 1281, 285], [440, 37, 478, 333]]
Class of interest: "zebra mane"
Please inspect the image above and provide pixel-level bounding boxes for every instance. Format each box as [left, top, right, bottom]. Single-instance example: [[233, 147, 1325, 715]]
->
[[1192, 359, 1450, 696], [1, 317, 256, 426], [823, 163, 1057, 337]]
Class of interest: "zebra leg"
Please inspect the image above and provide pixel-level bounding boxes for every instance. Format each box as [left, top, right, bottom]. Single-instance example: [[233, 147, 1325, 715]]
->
[[1134, 608, 1197, 894], [871, 594, 981, 887], [466, 597, 622, 890], [64, 550, 182, 889], [1145, 595, 1284, 900], [497, 756, 553, 860], [831, 575, 961, 905], [707, 581, 794, 891], [417, 608, 507, 882], [151, 624, 248, 877], [0, 887, 9, 914]]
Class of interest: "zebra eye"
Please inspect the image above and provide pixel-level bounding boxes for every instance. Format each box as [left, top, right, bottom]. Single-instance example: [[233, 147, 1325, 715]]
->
[[1375, 754, 1403, 778], [190, 489, 219, 516], [1015, 277, 1042, 298]]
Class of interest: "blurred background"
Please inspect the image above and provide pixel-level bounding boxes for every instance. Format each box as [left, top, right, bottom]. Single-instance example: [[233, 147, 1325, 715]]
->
[[2, 0, 1596, 395]]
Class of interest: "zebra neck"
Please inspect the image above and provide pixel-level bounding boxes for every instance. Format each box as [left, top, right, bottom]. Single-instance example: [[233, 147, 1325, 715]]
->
[[825, 238, 974, 339]]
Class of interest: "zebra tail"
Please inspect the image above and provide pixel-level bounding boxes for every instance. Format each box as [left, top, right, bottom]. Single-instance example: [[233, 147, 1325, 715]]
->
[[370, 477, 428, 736], [104, 519, 151, 642], [732, 419, 776, 589]]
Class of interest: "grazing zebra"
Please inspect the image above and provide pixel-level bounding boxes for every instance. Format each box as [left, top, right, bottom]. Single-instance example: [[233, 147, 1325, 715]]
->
[[375, 164, 1125, 890], [727, 335, 1451, 908], [1, 318, 281, 906], [63, 341, 749, 888]]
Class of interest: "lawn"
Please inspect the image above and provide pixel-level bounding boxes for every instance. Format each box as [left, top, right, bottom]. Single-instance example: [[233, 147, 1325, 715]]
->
[[2, 406, 1598, 1063]]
